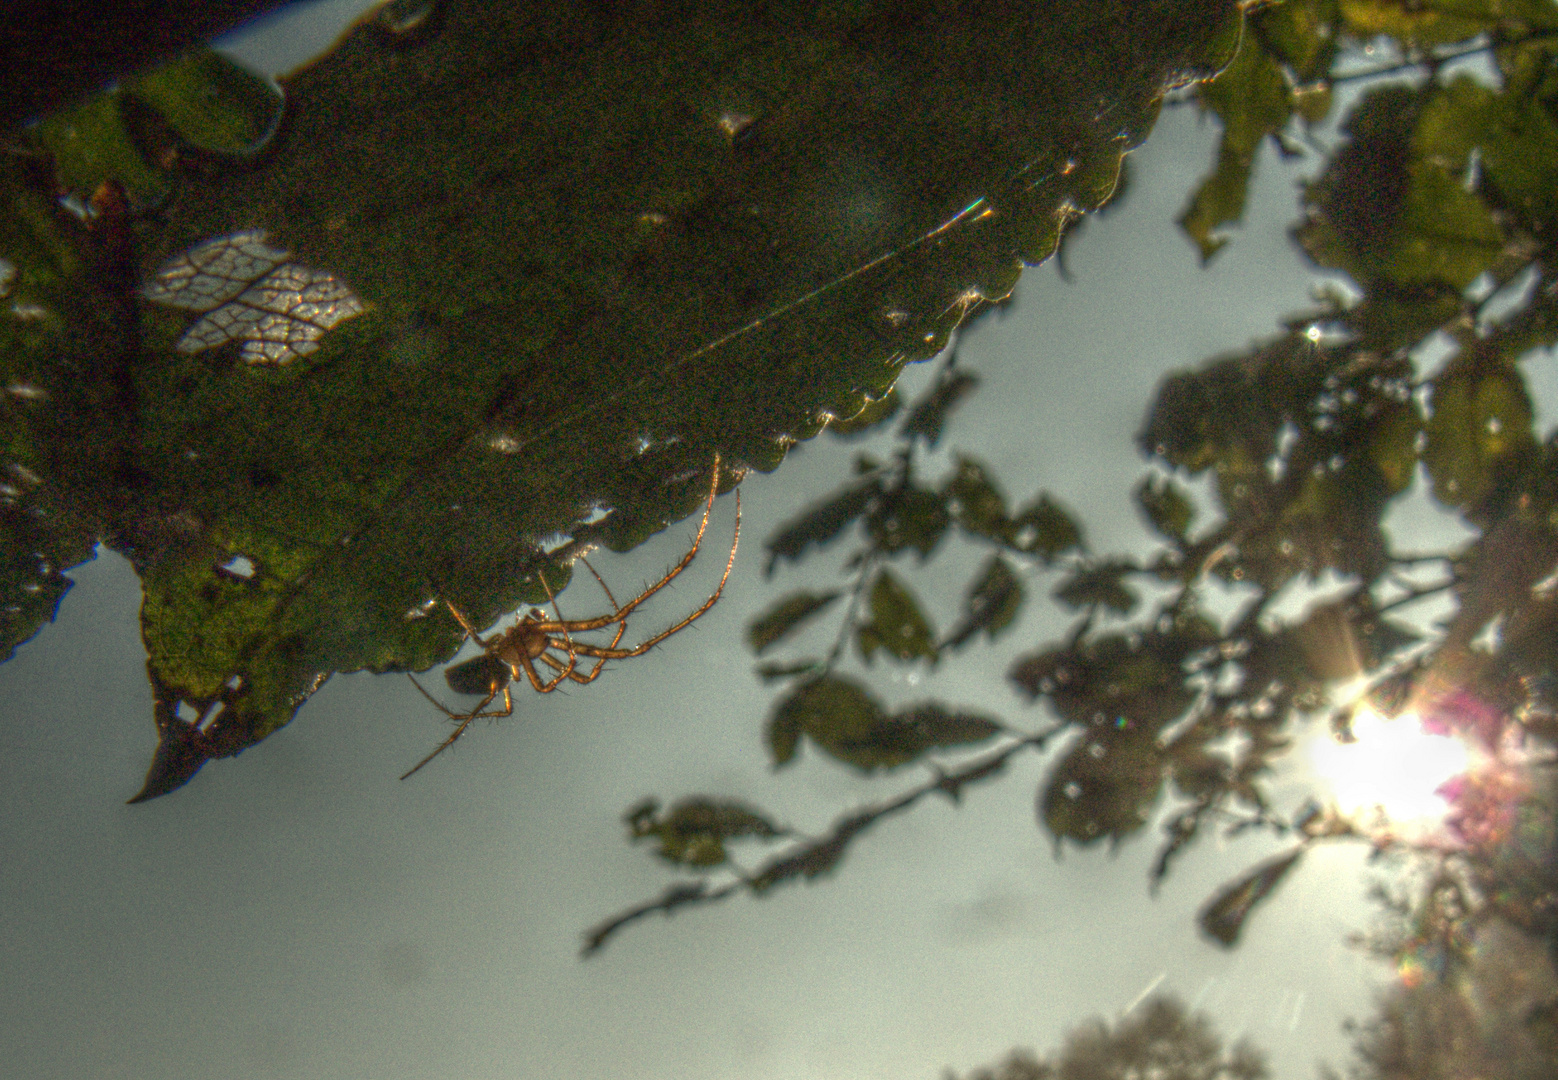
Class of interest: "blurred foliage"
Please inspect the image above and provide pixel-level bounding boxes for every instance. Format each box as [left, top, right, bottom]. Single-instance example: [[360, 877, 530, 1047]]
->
[[1328, 915, 1558, 1080], [0, 0, 1239, 798], [594, 0, 1558, 962], [946, 994, 1268, 1080]]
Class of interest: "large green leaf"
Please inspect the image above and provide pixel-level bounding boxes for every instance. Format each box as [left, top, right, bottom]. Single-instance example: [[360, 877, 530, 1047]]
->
[[1423, 364, 1537, 513], [2, 0, 1243, 798]]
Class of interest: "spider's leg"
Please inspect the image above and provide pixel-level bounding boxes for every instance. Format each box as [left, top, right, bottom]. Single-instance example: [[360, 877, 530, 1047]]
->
[[589, 487, 740, 663], [443, 599, 496, 650], [401, 675, 513, 780], [557, 558, 630, 683], [578, 557, 621, 611], [538, 453, 728, 637], [522, 650, 578, 693], [532, 568, 585, 680]]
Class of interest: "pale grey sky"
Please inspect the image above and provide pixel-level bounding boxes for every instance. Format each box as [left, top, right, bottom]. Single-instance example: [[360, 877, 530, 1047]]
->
[[0, 5, 1478, 1079]]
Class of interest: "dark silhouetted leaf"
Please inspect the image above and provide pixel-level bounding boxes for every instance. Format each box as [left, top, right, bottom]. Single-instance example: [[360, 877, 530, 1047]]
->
[[764, 483, 877, 575], [444, 653, 510, 697], [857, 569, 937, 665], [944, 455, 1011, 541], [945, 555, 1024, 649], [765, 674, 999, 772], [1198, 847, 1304, 946], [1054, 561, 1139, 614], [1009, 494, 1084, 559], [1010, 630, 1198, 732], [886, 703, 1003, 752], [866, 485, 950, 558], [746, 591, 842, 656], [901, 369, 979, 448], [1040, 730, 1166, 847], [755, 658, 826, 683], [1135, 474, 1195, 543], [766, 676, 883, 768]]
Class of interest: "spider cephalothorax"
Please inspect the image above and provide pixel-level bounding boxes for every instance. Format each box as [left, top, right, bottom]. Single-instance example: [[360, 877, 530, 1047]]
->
[[403, 455, 740, 778]]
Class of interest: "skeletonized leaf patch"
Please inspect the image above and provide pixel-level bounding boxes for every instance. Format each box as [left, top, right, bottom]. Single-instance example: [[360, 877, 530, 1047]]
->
[[142, 229, 365, 364]]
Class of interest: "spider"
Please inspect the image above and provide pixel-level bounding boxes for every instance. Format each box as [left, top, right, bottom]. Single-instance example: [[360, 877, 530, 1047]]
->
[[402, 455, 740, 779]]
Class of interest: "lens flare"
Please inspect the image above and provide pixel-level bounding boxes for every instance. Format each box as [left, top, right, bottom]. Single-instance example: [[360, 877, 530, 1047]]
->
[[1308, 705, 1470, 828]]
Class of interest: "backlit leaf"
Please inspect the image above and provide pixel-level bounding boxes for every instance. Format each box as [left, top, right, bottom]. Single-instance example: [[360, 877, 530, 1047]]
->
[[1010, 631, 1198, 732], [1423, 365, 1537, 512], [1179, 30, 1294, 262], [1198, 847, 1305, 946], [142, 230, 367, 365]]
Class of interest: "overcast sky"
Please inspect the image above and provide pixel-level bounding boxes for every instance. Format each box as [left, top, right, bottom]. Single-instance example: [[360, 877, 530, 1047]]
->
[[0, 3, 1505, 1079]]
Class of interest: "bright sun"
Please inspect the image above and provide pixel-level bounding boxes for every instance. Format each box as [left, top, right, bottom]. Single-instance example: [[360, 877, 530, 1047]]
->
[[1307, 703, 1471, 828]]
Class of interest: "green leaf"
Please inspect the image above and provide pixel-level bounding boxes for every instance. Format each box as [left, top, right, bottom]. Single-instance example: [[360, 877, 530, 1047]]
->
[[901, 369, 979, 448], [626, 797, 786, 868], [1295, 83, 1504, 289], [1370, 399, 1422, 496], [0, 487, 95, 663], [1040, 729, 1166, 847], [1009, 629, 1200, 732], [857, 569, 938, 665], [944, 555, 1024, 650], [0, 0, 1261, 799], [1337, 0, 1509, 49], [1134, 474, 1195, 542], [1054, 561, 1139, 614], [1287, 593, 1419, 684], [755, 658, 826, 683], [1418, 73, 1558, 232], [827, 389, 901, 437], [746, 590, 842, 655], [1198, 847, 1304, 946], [1255, 0, 1342, 84], [766, 675, 884, 769], [125, 47, 285, 157], [875, 703, 1003, 764], [1423, 365, 1537, 512]]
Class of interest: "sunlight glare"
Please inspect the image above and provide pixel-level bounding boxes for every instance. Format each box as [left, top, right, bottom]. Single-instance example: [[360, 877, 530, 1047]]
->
[[1308, 705, 1470, 826]]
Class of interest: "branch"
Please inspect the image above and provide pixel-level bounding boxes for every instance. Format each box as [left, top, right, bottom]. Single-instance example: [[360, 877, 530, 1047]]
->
[[581, 727, 1062, 955]]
